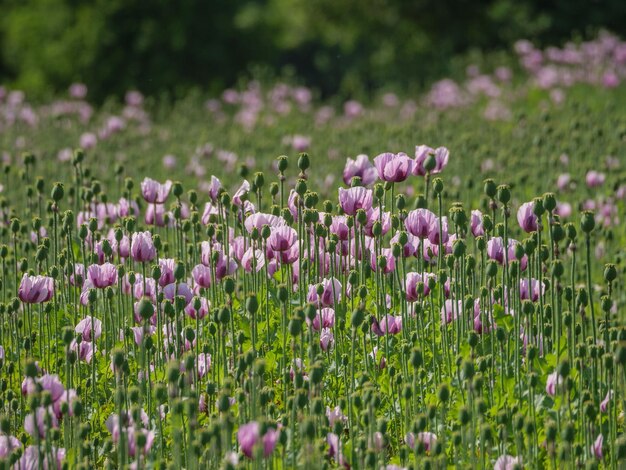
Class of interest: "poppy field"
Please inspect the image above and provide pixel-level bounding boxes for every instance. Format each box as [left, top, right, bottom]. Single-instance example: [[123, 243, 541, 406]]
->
[[0, 35, 625, 469]]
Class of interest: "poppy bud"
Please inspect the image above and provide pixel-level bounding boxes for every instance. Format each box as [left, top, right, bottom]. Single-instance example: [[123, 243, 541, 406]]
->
[[604, 264, 617, 283], [580, 211, 595, 234], [483, 179, 497, 199], [297, 153, 310, 172], [295, 179, 307, 196], [543, 193, 557, 212], [496, 185, 511, 205]]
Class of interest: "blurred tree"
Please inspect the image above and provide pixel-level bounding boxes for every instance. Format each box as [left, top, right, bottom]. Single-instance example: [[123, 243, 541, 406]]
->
[[0, 0, 624, 99]]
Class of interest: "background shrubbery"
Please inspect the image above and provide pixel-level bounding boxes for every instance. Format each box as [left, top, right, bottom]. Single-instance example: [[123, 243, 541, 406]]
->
[[1, 0, 625, 100]]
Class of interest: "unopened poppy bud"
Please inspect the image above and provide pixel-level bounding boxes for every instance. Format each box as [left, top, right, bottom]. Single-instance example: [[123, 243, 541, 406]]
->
[[544, 261, 560, 282], [432, 178, 444, 195], [138, 299, 154, 320], [483, 179, 497, 199], [351, 309, 365, 329], [297, 153, 310, 172], [288, 317, 302, 336], [277, 285, 288, 303], [580, 211, 595, 234], [295, 179, 307, 196], [604, 264, 617, 283], [374, 184, 384, 200], [112, 348, 125, 369], [532, 198, 545, 217], [372, 220, 383, 237], [223, 276, 235, 294], [51, 183, 64, 202], [453, 239, 466, 258], [496, 184, 511, 205], [543, 192, 556, 212], [277, 155, 289, 173]]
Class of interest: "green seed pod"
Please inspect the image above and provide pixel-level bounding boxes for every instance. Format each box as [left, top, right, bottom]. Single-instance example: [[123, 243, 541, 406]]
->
[[277, 155, 288, 173], [351, 309, 365, 329], [297, 153, 310, 172], [432, 178, 444, 195], [604, 264, 617, 283], [483, 179, 497, 199], [496, 184, 511, 205], [543, 193, 557, 212], [295, 179, 307, 196], [580, 211, 595, 234]]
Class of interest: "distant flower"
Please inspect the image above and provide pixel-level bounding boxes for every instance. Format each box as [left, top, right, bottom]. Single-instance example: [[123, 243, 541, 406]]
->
[[591, 434, 603, 459], [162, 155, 177, 169], [414, 145, 449, 176], [141, 177, 172, 204], [494, 454, 521, 470], [0, 435, 21, 459], [237, 421, 279, 459], [557, 173, 571, 190], [79, 132, 97, 149], [600, 390, 613, 413], [546, 371, 562, 396], [69, 83, 87, 99], [586, 171, 605, 188], [343, 154, 377, 185]]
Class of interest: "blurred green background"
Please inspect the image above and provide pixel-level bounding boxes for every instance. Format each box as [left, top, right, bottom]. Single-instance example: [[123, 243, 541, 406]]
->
[[1, 0, 625, 100]]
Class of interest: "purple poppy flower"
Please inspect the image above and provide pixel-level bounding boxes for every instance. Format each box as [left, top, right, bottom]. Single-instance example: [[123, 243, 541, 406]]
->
[[268, 226, 298, 252], [307, 278, 342, 307], [471, 210, 485, 237], [441, 299, 462, 324], [404, 208, 437, 239], [405, 272, 434, 301], [0, 435, 21, 459], [517, 202, 538, 232], [494, 455, 522, 470], [600, 390, 613, 413], [75, 317, 102, 342], [18, 274, 55, 304], [586, 171, 606, 188], [131, 231, 156, 263], [373, 152, 413, 182], [519, 278, 543, 302], [371, 315, 402, 336], [237, 421, 279, 459], [320, 328, 334, 351], [244, 213, 286, 234], [25, 407, 59, 438], [140, 177, 172, 204], [338, 187, 373, 215], [87, 263, 118, 288], [197, 353, 212, 378], [343, 154, 378, 185], [307, 308, 335, 332], [592, 434, 603, 459], [546, 371, 562, 396], [414, 145, 449, 176]]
